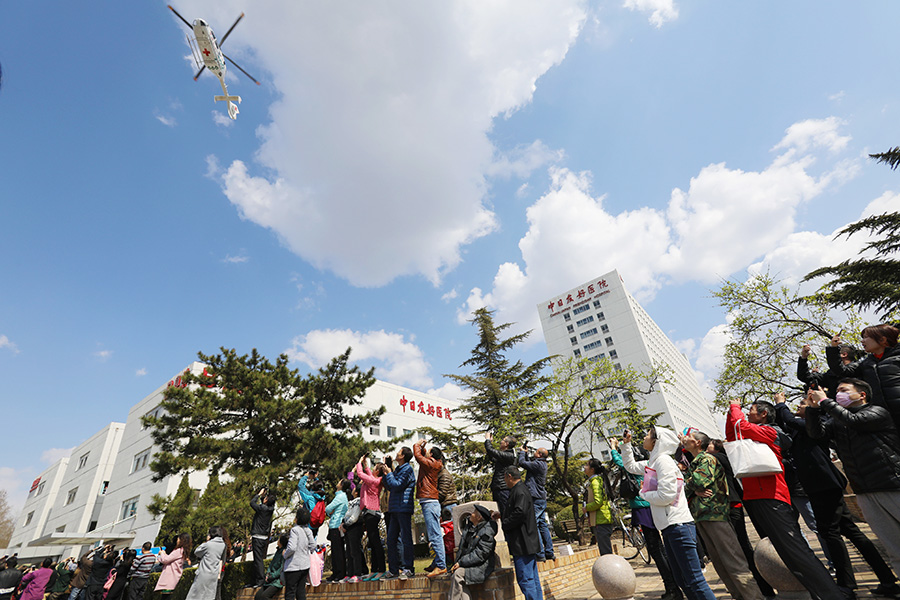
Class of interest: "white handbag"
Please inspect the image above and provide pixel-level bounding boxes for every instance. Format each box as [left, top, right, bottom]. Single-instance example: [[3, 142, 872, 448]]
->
[[723, 421, 783, 478]]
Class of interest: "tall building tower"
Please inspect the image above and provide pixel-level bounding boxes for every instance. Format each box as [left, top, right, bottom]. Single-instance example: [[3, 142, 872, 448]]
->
[[537, 269, 718, 449]]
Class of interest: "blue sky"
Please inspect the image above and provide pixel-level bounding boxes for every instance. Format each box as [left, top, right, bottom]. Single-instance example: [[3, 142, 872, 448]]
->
[[3, 1, 900, 511]]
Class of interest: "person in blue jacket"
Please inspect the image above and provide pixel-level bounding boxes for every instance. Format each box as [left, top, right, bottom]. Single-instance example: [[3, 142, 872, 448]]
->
[[610, 437, 682, 600], [381, 446, 416, 580], [324, 480, 350, 583]]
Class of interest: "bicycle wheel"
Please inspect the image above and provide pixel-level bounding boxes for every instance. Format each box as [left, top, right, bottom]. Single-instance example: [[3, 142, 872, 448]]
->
[[615, 518, 640, 560], [630, 523, 650, 564]]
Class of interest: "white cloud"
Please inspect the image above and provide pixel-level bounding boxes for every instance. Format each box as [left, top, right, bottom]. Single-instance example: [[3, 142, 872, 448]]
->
[[427, 382, 470, 403], [772, 117, 850, 155], [441, 289, 459, 302], [212, 110, 234, 127], [136, 368, 148, 377], [287, 329, 433, 389], [623, 0, 678, 28], [486, 141, 564, 179], [223, 253, 249, 264], [41, 447, 73, 465], [462, 117, 861, 342], [179, 0, 587, 287], [154, 110, 177, 127], [0, 335, 19, 354], [94, 349, 113, 361]]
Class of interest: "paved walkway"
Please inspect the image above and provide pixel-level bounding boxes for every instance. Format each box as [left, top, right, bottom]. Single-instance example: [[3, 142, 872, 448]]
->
[[557, 515, 894, 600]]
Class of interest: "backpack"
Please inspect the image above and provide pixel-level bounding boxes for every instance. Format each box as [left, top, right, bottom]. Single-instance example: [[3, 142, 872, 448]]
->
[[619, 471, 641, 500], [343, 498, 362, 527], [310, 499, 327, 528]]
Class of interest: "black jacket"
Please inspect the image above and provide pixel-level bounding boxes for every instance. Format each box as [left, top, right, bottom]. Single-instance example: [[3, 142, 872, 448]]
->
[[501, 480, 540, 557], [710, 451, 742, 504], [797, 345, 843, 398], [87, 556, 113, 587], [774, 403, 847, 494], [457, 519, 497, 584], [806, 400, 900, 494], [485, 440, 517, 492], [0, 568, 23, 599], [516, 451, 547, 500], [250, 494, 275, 537], [829, 345, 900, 429]]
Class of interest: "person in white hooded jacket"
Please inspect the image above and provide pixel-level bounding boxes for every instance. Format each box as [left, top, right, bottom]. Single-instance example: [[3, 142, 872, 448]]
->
[[622, 427, 716, 600]]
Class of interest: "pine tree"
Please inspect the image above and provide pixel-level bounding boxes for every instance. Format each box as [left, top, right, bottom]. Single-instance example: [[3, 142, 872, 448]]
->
[[145, 347, 393, 486], [149, 474, 194, 547], [444, 308, 553, 436], [802, 149, 900, 319]]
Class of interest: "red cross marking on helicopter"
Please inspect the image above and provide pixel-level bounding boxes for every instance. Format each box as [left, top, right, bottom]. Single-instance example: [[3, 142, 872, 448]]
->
[[202, 48, 211, 56]]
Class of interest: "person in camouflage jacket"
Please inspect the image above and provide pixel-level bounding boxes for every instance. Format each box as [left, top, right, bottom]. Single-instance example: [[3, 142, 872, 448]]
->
[[683, 431, 763, 600]]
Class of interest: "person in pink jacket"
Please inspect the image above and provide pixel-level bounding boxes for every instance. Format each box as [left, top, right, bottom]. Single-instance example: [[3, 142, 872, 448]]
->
[[19, 559, 53, 600], [154, 534, 192, 596], [354, 454, 387, 580]]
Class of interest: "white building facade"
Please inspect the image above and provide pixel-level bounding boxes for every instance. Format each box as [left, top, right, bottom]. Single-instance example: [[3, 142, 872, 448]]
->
[[537, 269, 719, 456], [4, 362, 465, 561]]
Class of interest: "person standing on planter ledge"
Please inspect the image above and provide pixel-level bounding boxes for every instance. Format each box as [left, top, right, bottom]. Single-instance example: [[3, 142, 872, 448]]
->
[[494, 466, 543, 600], [250, 488, 276, 588], [485, 433, 518, 515]]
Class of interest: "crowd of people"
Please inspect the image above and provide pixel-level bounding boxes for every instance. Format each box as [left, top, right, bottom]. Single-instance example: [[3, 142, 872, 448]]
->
[[3, 322, 898, 600]]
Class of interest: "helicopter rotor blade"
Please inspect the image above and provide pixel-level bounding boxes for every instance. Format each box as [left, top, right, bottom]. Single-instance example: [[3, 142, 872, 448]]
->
[[223, 54, 260, 85], [167, 5, 192, 29], [219, 13, 244, 47], [193, 65, 206, 81]]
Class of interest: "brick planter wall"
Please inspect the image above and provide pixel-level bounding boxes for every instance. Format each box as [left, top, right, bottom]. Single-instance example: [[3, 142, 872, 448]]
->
[[236, 547, 601, 600]]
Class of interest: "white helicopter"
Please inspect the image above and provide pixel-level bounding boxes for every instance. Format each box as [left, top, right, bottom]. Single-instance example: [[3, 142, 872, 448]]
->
[[168, 5, 260, 120]]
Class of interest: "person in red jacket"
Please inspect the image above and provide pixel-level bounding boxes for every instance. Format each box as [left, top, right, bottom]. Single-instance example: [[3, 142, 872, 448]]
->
[[727, 400, 844, 600]]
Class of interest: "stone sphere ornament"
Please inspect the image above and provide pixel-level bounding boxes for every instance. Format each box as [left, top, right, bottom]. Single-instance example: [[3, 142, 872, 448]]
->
[[591, 553, 636, 600], [753, 538, 812, 600]]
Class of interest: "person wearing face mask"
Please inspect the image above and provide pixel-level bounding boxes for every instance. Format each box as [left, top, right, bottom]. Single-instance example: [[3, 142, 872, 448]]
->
[[807, 378, 900, 582], [828, 325, 900, 429], [776, 390, 899, 598]]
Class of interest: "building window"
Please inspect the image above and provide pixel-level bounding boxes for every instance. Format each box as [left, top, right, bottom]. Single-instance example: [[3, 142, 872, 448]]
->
[[600, 324, 609, 334], [608, 350, 618, 359], [593, 300, 602, 308], [566, 324, 574, 333], [55, 525, 66, 533], [573, 349, 581, 357], [403, 429, 413, 438], [614, 363, 622, 371], [600, 450, 611, 461], [573, 304, 591, 315], [65, 487, 78, 506], [121, 497, 139, 520], [24, 512, 33, 526], [580, 327, 598, 340], [142, 406, 163, 430], [387, 426, 396, 437], [596, 311, 605, 321], [36, 482, 45, 496], [100, 481, 109, 495], [570, 337, 577, 346], [77, 453, 90, 470], [576, 315, 594, 327], [605, 336, 614, 346], [584, 340, 604, 351], [132, 448, 152, 473], [563, 313, 571, 322], [88, 521, 98, 532], [418, 431, 426, 441], [369, 426, 380, 437], [587, 354, 604, 362]]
